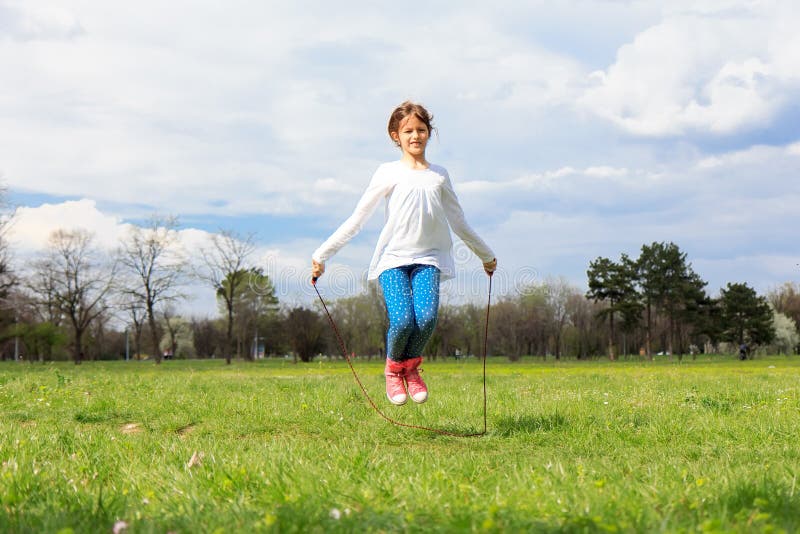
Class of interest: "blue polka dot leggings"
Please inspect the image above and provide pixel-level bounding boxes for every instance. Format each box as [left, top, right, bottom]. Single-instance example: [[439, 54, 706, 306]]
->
[[378, 264, 440, 362]]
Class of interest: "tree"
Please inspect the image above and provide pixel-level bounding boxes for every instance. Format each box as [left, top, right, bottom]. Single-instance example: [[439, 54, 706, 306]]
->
[[118, 216, 186, 363], [120, 294, 146, 359], [0, 183, 16, 300], [564, 291, 603, 359], [586, 255, 639, 360], [330, 287, 385, 359], [542, 276, 581, 360], [161, 305, 181, 358], [719, 282, 775, 351], [32, 229, 116, 364], [13, 322, 66, 362], [688, 292, 723, 355], [771, 310, 799, 355], [635, 242, 708, 359], [664, 270, 710, 359], [517, 285, 549, 358], [768, 282, 800, 332], [427, 298, 457, 359], [488, 298, 528, 360], [191, 317, 223, 358], [285, 306, 326, 362], [232, 268, 279, 360], [1, 183, 22, 357], [636, 243, 668, 357], [452, 302, 483, 359], [19, 265, 65, 362], [197, 230, 256, 364]]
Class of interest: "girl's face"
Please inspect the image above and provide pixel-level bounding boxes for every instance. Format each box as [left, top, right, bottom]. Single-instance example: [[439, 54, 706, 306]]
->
[[391, 114, 429, 159]]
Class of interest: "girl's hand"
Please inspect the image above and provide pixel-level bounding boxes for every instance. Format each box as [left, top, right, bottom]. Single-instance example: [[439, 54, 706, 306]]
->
[[311, 259, 325, 283], [483, 258, 497, 275]]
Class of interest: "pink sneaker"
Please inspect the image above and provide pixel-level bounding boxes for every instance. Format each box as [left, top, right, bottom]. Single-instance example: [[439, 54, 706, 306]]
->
[[384, 358, 407, 405], [403, 357, 428, 404]]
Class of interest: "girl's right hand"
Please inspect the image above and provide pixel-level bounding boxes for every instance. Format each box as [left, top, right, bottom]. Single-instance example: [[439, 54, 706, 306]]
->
[[311, 259, 325, 282], [483, 258, 497, 275]]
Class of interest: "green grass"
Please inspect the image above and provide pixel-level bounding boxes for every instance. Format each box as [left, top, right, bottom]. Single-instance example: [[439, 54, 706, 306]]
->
[[1, 356, 800, 532]]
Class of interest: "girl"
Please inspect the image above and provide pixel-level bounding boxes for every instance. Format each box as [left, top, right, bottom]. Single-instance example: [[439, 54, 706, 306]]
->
[[311, 101, 497, 405]]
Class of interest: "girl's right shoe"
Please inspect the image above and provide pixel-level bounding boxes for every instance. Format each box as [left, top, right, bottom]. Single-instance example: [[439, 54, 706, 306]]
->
[[384, 358, 408, 405], [403, 357, 428, 404]]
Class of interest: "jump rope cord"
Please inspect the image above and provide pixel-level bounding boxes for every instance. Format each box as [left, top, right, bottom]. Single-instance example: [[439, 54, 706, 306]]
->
[[312, 273, 493, 438]]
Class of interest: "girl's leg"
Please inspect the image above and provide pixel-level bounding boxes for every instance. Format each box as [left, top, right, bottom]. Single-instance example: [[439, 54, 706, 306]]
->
[[378, 266, 415, 405], [401, 265, 440, 404], [404, 265, 441, 358], [378, 266, 415, 362]]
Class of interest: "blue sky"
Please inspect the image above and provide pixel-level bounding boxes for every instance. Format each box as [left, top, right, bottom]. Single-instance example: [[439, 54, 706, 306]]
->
[[1, 0, 798, 313]]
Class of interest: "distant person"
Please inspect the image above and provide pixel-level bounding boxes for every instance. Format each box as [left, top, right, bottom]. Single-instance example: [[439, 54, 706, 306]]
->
[[311, 101, 496, 405], [739, 343, 748, 360]]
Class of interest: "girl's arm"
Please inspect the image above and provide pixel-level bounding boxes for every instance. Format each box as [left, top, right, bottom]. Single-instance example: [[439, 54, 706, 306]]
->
[[442, 174, 496, 265], [312, 171, 392, 264]]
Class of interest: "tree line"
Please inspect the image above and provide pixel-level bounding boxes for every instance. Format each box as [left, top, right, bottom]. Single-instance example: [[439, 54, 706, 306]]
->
[[290, 247, 798, 362], [0, 214, 285, 364], [0, 201, 797, 363]]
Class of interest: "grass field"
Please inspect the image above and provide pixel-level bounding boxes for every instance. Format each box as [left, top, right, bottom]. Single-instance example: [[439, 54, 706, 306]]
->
[[1, 355, 799, 533]]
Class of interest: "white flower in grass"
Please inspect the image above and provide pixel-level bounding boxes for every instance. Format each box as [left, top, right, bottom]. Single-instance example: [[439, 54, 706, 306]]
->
[[330, 508, 342, 520], [112, 520, 129, 534]]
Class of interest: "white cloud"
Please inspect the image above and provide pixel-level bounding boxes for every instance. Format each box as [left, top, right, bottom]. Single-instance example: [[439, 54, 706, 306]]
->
[[1, 0, 798, 308], [579, 1, 800, 136], [0, 1, 590, 219], [0, 1, 83, 41], [786, 141, 800, 156], [9, 199, 130, 251]]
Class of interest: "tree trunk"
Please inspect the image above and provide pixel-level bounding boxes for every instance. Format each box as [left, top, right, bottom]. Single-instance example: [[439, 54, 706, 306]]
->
[[226, 300, 234, 365], [73, 329, 83, 365], [668, 313, 675, 359], [608, 310, 616, 361], [645, 302, 652, 360], [147, 304, 161, 364]]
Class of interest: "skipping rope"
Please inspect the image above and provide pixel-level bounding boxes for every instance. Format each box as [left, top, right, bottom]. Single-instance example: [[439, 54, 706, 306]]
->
[[312, 273, 493, 438]]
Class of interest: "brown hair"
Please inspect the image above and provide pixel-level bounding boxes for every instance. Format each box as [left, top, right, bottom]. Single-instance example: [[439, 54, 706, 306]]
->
[[387, 101, 435, 147]]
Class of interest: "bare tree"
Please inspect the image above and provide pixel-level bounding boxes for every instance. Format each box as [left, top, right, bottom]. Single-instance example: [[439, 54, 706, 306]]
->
[[31, 229, 116, 364], [196, 230, 256, 364], [120, 294, 146, 359], [20, 257, 65, 363], [0, 184, 19, 358], [0, 183, 15, 296], [161, 305, 181, 358], [543, 276, 578, 360], [118, 215, 186, 364]]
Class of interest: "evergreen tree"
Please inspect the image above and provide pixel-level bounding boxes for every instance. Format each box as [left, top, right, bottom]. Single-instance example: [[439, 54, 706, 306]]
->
[[586, 255, 639, 360], [636, 242, 708, 358], [719, 282, 775, 351]]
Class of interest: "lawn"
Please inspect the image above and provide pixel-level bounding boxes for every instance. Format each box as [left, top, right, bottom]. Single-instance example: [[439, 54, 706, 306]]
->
[[1, 356, 799, 532]]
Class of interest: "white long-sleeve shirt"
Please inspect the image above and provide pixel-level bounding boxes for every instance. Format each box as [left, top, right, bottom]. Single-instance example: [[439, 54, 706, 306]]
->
[[312, 160, 495, 281]]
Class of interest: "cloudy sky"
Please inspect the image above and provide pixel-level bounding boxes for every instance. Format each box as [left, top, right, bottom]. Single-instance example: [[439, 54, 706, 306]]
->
[[1, 0, 798, 313]]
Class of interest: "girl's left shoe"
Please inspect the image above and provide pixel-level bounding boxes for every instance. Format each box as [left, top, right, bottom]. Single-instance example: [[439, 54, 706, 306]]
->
[[403, 357, 428, 403]]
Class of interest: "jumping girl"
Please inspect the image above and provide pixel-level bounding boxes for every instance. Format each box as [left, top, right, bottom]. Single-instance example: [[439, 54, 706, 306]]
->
[[311, 101, 497, 406]]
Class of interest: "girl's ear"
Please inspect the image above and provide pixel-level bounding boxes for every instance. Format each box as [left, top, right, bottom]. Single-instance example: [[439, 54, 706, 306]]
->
[[390, 130, 399, 142]]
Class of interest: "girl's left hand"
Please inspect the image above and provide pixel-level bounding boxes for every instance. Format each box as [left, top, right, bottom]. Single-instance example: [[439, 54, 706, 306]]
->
[[483, 258, 497, 275]]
